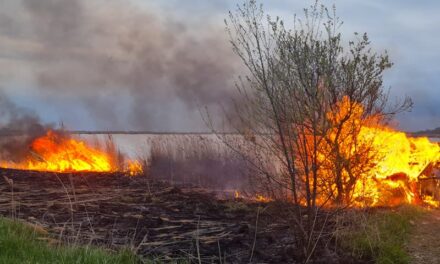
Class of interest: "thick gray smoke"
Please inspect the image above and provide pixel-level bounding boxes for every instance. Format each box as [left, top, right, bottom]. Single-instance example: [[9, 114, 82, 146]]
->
[[0, 92, 51, 161], [0, 0, 240, 131]]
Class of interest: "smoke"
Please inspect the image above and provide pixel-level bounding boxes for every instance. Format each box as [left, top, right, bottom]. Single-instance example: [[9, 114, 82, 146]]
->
[[0, 92, 51, 161], [0, 0, 240, 131]]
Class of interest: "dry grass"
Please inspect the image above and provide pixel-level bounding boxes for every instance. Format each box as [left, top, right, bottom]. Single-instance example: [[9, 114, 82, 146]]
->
[[146, 135, 249, 189]]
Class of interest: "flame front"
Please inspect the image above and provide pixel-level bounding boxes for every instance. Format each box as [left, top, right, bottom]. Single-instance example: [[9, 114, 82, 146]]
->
[[0, 130, 142, 175], [27, 131, 115, 172]]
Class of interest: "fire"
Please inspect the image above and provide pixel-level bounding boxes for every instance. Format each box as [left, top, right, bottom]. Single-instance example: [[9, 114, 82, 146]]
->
[[314, 97, 440, 207], [233, 190, 271, 203], [0, 130, 142, 175], [28, 130, 115, 172], [127, 160, 143, 176], [353, 127, 439, 206], [255, 194, 272, 203]]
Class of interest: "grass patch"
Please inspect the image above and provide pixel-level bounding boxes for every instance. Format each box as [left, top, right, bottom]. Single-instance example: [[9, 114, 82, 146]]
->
[[336, 205, 425, 264], [0, 217, 138, 264]]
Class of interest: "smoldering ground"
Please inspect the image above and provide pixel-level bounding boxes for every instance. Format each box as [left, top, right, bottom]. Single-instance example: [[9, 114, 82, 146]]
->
[[0, 0, 241, 131]]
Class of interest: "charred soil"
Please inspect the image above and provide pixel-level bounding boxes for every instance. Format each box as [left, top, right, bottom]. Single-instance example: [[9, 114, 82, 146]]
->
[[0, 168, 356, 263]]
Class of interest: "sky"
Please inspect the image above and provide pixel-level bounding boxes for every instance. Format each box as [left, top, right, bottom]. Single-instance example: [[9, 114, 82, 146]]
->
[[0, 0, 439, 132]]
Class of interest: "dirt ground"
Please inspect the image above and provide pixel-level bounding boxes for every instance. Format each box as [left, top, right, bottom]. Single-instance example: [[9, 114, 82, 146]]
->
[[407, 209, 440, 264]]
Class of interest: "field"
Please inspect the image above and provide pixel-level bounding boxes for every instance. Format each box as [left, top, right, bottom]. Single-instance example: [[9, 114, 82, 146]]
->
[[0, 133, 438, 263], [0, 168, 306, 263]]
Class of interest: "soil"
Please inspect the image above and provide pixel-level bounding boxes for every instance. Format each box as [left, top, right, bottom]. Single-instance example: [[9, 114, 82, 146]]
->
[[407, 209, 440, 264], [0, 168, 312, 263]]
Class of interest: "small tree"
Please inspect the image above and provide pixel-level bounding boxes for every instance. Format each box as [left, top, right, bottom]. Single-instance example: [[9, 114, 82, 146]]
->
[[223, 0, 411, 260]]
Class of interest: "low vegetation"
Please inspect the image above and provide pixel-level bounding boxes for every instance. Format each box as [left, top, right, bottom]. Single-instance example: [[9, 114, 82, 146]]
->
[[335, 205, 425, 264], [0, 217, 138, 264]]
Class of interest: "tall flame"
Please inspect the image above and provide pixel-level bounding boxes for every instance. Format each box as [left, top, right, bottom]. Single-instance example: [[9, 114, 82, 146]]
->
[[315, 97, 440, 207], [355, 127, 439, 205]]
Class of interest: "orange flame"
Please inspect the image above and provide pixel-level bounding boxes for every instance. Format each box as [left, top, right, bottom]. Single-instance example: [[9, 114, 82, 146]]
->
[[127, 160, 143, 176], [353, 127, 439, 206], [0, 130, 142, 175], [314, 97, 440, 207], [255, 194, 272, 203]]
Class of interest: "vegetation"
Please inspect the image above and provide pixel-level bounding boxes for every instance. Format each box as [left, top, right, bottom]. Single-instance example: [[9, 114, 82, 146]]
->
[[335, 206, 425, 264], [147, 135, 248, 189], [0, 217, 138, 264], [221, 0, 412, 260]]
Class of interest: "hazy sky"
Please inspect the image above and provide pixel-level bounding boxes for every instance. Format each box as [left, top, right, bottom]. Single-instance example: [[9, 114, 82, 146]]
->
[[0, 0, 439, 132]]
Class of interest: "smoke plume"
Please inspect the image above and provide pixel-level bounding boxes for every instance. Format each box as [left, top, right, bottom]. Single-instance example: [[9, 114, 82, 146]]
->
[[0, 0, 240, 131]]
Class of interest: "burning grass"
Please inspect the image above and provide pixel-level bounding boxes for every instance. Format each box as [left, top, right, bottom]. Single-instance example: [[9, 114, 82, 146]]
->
[[0, 130, 143, 175], [0, 120, 439, 262], [1, 125, 438, 208]]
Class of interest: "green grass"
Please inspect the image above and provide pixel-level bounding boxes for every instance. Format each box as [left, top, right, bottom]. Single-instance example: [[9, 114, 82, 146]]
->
[[0, 217, 138, 264], [337, 205, 425, 264]]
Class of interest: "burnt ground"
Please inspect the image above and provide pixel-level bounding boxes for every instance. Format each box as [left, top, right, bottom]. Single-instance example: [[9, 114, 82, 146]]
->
[[0, 168, 323, 263]]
